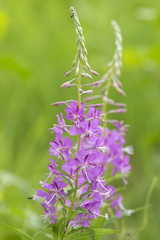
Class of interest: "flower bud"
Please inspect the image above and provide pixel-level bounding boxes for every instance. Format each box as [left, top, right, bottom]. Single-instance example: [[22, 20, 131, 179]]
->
[[64, 70, 73, 77], [52, 101, 65, 106], [61, 81, 72, 88], [85, 73, 92, 79], [86, 104, 103, 108], [84, 90, 93, 94], [75, 66, 79, 76], [91, 80, 103, 87], [116, 103, 126, 108], [90, 69, 99, 76]]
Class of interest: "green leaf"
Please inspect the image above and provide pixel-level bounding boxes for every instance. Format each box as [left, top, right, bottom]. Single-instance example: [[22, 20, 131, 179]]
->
[[75, 206, 90, 215], [58, 218, 67, 240], [1, 221, 33, 240], [67, 188, 76, 196], [33, 224, 51, 238], [61, 175, 73, 188], [65, 228, 119, 240], [107, 173, 130, 183], [93, 228, 119, 235], [68, 210, 78, 222], [65, 229, 95, 240]]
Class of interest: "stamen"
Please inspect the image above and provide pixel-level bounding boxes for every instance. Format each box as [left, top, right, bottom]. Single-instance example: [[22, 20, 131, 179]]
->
[[93, 211, 108, 220]]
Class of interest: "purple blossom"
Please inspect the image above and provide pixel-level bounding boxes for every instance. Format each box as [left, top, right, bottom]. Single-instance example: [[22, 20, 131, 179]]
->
[[87, 107, 102, 121], [65, 101, 85, 123], [41, 202, 57, 224], [110, 194, 132, 218], [49, 133, 72, 160], [112, 155, 131, 176], [72, 151, 102, 183], [55, 113, 68, 134], [35, 100, 132, 229]]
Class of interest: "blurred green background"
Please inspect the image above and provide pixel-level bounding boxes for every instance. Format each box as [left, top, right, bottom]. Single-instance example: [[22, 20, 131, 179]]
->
[[0, 0, 160, 239]]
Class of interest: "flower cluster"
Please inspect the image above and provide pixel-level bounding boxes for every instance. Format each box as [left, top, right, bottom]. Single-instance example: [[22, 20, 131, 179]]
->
[[34, 101, 132, 227], [33, 6, 133, 234]]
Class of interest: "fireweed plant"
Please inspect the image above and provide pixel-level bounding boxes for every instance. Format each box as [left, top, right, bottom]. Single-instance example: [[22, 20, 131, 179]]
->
[[33, 7, 134, 239]]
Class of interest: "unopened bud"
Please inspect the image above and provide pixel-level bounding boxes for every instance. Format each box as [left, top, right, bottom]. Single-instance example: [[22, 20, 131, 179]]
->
[[117, 88, 126, 96], [84, 95, 101, 102], [84, 90, 93, 94], [84, 96, 94, 102], [64, 70, 73, 77], [113, 82, 126, 96], [90, 69, 99, 76], [79, 88, 83, 93], [85, 73, 92, 79], [86, 104, 103, 108], [116, 103, 126, 108], [61, 81, 72, 88], [92, 80, 103, 87], [52, 101, 65, 106], [108, 108, 127, 114], [116, 108, 127, 113], [75, 67, 79, 76], [85, 62, 91, 70]]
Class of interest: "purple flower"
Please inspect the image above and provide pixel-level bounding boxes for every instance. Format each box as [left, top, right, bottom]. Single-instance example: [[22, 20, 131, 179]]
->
[[49, 133, 72, 160], [41, 178, 67, 203], [70, 119, 101, 145], [41, 202, 58, 224], [87, 107, 102, 121], [110, 194, 132, 218], [36, 188, 57, 206], [112, 155, 131, 176], [110, 194, 123, 218], [65, 101, 85, 123], [72, 151, 102, 183], [92, 178, 111, 198], [47, 158, 62, 179], [55, 113, 68, 134]]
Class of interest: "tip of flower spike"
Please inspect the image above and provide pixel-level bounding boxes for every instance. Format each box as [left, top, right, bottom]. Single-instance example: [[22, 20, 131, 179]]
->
[[70, 6, 75, 18]]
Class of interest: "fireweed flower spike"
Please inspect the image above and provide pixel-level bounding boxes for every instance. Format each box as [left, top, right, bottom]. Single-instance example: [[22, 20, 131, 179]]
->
[[34, 7, 132, 239]]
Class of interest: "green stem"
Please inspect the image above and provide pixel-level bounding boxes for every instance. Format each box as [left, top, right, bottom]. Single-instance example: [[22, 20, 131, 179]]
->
[[128, 177, 158, 240], [64, 60, 82, 239], [78, 60, 82, 108]]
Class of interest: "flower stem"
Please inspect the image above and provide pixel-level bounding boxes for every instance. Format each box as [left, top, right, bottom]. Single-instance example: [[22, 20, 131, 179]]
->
[[78, 59, 82, 108], [70, 59, 82, 210]]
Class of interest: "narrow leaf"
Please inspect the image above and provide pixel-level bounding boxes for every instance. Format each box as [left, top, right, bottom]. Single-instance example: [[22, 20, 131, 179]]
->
[[67, 188, 76, 196], [65, 228, 118, 240], [58, 218, 67, 240], [65, 229, 94, 240], [93, 228, 120, 235], [2, 221, 33, 240], [61, 175, 73, 188], [68, 210, 78, 222], [33, 224, 51, 238], [75, 206, 90, 215]]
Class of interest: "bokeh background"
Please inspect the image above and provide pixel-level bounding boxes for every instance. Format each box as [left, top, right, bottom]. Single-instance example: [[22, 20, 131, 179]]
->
[[0, 0, 160, 239]]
